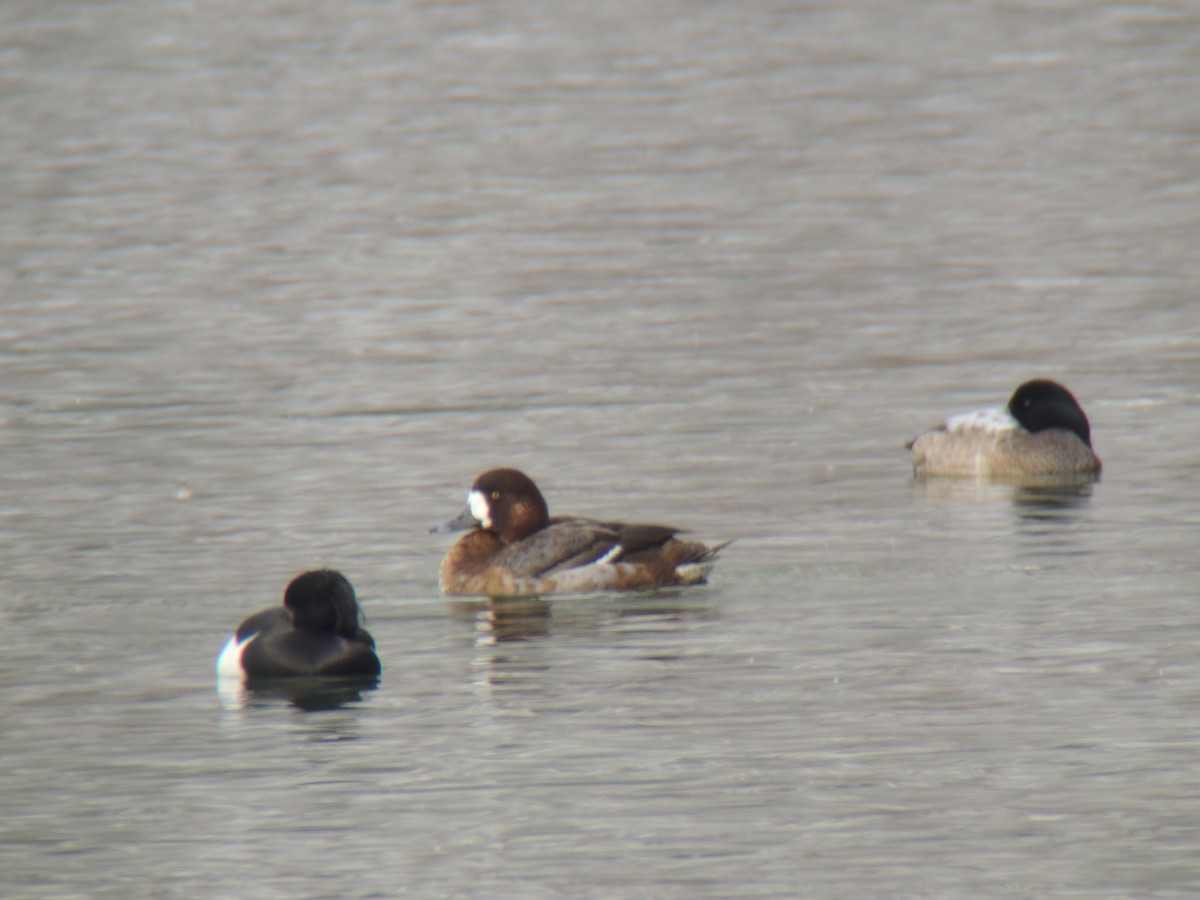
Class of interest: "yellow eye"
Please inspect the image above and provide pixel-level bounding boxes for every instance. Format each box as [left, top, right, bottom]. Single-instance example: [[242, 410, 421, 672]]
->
[[491, 490, 501, 500]]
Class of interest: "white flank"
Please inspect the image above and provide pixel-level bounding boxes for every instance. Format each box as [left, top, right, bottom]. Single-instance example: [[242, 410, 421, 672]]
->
[[468, 489, 491, 528], [216, 633, 254, 681], [944, 406, 1016, 435]]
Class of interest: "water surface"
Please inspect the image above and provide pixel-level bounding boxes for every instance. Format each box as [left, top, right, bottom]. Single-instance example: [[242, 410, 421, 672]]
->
[[2, 1, 1199, 896]]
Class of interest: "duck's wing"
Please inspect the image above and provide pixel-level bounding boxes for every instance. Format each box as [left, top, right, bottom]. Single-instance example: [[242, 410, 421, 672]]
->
[[492, 517, 618, 577], [247, 630, 381, 678], [494, 517, 682, 578], [943, 406, 1016, 434], [606, 522, 682, 555], [234, 607, 291, 642], [906, 405, 1014, 450]]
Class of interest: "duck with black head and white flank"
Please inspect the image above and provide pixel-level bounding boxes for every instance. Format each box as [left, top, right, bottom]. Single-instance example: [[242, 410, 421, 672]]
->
[[433, 468, 727, 597], [216, 570, 381, 682], [908, 379, 1101, 478]]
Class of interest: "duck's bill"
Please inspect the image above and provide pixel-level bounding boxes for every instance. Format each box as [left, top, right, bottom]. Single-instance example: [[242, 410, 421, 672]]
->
[[430, 506, 481, 534]]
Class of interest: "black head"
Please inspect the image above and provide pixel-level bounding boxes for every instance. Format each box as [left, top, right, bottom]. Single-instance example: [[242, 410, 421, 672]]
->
[[1007, 379, 1092, 447], [283, 569, 362, 638]]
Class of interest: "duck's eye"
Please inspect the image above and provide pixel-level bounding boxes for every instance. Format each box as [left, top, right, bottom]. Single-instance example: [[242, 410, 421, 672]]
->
[[491, 490, 501, 500]]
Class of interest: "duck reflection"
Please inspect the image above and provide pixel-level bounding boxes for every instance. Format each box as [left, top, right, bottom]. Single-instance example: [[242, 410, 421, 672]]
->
[[218, 675, 379, 712], [1009, 478, 1097, 556], [1010, 477, 1096, 516], [450, 593, 717, 647], [912, 472, 1097, 558], [449, 593, 718, 704], [912, 472, 1096, 505], [477, 596, 555, 645]]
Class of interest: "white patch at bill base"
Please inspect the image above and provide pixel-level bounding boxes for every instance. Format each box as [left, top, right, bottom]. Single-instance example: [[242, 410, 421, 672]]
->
[[468, 489, 491, 528]]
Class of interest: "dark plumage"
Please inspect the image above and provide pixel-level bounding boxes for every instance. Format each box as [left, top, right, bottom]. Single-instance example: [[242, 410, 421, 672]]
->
[[217, 570, 381, 681]]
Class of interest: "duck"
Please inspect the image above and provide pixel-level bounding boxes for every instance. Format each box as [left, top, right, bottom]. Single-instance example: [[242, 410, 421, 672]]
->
[[433, 468, 727, 597], [908, 379, 1101, 477], [216, 569, 381, 681]]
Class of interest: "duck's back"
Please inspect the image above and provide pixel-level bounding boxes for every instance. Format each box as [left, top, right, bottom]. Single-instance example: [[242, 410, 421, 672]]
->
[[440, 516, 723, 596], [911, 426, 1099, 476], [242, 628, 381, 679], [491, 517, 677, 575]]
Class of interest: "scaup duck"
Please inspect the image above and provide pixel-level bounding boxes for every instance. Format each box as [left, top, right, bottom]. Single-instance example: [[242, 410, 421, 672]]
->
[[908, 379, 1100, 477], [433, 468, 726, 597]]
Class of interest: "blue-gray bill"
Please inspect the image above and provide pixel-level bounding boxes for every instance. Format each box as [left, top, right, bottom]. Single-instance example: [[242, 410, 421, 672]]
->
[[430, 507, 480, 534]]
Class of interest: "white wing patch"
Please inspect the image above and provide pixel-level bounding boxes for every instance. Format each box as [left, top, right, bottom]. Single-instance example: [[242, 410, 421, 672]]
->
[[594, 544, 623, 566], [944, 406, 1016, 435]]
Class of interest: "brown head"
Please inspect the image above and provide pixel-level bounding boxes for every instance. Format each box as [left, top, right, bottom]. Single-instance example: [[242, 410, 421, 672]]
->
[[433, 468, 550, 543]]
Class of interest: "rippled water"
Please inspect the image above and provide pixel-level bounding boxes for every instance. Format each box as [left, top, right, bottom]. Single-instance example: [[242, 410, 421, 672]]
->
[[3, 1, 1199, 896]]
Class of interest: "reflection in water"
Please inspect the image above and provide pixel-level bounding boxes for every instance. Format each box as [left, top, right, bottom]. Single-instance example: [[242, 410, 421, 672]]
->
[[1011, 480, 1096, 557], [477, 597, 555, 645], [217, 675, 379, 712], [451, 595, 719, 700], [458, 599, 555, 702], [912, 476, 1027, 506], [4, 0, 1197, 890], [451, 594, 719, 647], [912, 473, 1098, 506], [1010, 480, 1096, 518], [912, 474, 1097, 557]]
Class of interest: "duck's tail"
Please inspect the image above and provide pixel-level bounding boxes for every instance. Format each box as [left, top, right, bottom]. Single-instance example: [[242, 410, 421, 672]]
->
[[674, 540, 730, 585]]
